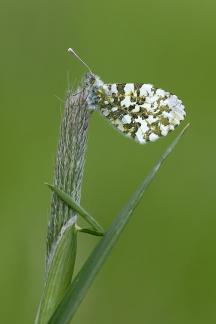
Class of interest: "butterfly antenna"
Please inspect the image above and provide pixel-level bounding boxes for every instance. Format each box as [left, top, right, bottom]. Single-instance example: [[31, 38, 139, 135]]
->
[[67, 48, 93, 74]]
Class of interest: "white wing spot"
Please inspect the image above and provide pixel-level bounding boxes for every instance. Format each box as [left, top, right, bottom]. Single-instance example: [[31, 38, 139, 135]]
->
[[102, 84, 110, 94], [146, 115, 156, 124], [140, 84, 153, 97], [121, 96, 135, 108], [135, 116, 149, 133], [135, 128, 146, 144], [132, 105, 140, 112], [102, 109, 110, 117], [115, 120, 125, 132], [111, 84, 118, 94], [124, 83, 134, 94], [156, 89, 166, 97], [122, 114, 132, 124], [149, 133, 159, 142], [160, 124, 169, 136]]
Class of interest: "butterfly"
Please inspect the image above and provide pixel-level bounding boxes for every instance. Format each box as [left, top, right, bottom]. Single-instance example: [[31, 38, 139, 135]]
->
[[68, 48, 186, 144]]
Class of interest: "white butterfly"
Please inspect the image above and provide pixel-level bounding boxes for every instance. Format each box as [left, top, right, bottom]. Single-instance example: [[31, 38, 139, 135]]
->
[[68, 48, 186, 144]]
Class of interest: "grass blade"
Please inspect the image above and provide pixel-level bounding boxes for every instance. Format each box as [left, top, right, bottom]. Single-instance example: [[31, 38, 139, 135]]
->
[[77, 227, 104, 237], [48, 124, 189, 324], [46, 183, 104, 234]]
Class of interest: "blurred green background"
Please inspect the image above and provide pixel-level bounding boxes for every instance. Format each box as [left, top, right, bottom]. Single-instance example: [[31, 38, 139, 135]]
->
[[1, 0, 216, 323]]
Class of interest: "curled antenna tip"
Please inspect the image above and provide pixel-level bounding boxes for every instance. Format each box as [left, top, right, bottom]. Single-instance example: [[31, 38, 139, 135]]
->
[[67, 47, 93, 74], [67, 48, 74, 54]]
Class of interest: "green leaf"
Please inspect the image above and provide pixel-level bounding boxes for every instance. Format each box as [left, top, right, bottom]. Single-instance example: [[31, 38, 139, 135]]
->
[[48, 124, 189, 324], [77, 226, 104, 237], [46, 183, 104, 234], [35, 221, 77, 324]]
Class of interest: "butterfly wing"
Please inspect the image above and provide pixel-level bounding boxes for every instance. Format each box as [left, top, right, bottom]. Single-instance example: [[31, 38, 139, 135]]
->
[[96, 83, 186, 144]]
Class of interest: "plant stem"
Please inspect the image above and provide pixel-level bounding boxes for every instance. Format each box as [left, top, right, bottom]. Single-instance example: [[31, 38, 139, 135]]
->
[[35, 82, 90, 324]]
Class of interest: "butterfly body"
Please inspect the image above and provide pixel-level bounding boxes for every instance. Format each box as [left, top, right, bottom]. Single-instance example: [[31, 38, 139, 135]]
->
[[85, 73, 186, 144]]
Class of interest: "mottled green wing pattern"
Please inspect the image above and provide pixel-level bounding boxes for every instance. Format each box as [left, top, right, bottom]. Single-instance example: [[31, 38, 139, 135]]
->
[[96, 82, 186, 144]]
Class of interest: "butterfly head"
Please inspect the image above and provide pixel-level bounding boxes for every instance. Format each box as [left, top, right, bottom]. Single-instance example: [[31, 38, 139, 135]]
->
[[83, 72, 102, 87], [83, 72, 104, 110]]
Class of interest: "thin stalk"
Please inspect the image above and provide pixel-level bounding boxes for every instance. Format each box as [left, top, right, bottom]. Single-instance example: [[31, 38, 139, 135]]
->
[[35, 82, 90, 324]]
